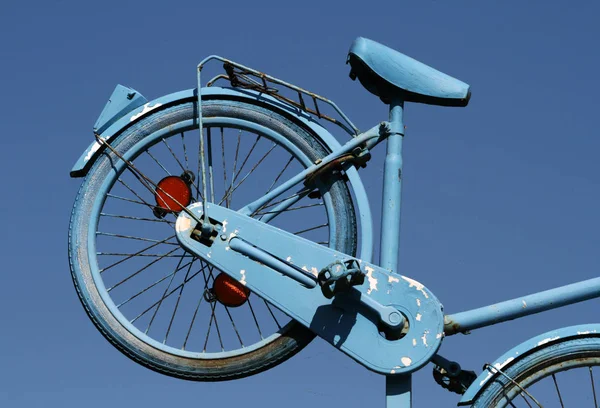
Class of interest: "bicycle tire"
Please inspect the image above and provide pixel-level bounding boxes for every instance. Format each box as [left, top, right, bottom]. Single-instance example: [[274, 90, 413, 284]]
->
[[69, 98, 358, 380], [472, 334, 600, 407]]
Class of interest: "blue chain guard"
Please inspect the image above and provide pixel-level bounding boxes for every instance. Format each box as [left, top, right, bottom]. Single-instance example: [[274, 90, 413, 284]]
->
[[176, 203, 444, 375]]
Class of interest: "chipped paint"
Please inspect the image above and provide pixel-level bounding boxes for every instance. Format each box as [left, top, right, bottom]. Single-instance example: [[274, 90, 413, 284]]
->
[[401, 276, 429, 298], [390, 370, 396, 374], [537, 336, 560, 346], [388, 276, 399, 283], [311, 267, 319, 277], [130, 102, 163, 122], [84, 140, 102, 162], [176, 215, 192, 233], [222, 220, 228, 233], [578, 330, 597, 335], [365, 265, 378, 295], [421, 330, 429, 347], [206, 251, 211, 258], [240, 269, 247, 286], [436, 333, 443, 339], [479, 357, 515, 386], [416, 313, 422, 321], [286, 256, 292, 263], [412, 338, 417, 346], [522, 300, 527, 308], [416, 298, 421, 307], [401, 357, 412, 367]]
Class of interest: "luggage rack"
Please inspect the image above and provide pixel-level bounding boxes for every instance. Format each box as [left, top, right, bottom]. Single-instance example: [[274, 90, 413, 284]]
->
[[198, 55, 360, 137]]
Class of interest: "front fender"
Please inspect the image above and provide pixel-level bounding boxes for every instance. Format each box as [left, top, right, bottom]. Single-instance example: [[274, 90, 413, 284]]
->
[[459, 324, 600, 406], [70, 86, 374, 262]]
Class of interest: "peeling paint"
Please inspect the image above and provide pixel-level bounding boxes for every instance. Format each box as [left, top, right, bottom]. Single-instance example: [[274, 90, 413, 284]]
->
[[537, 336, 560, 346], [480, 357, 515, 386], [401, 357, 412, 367], [401, 276, 429, 298], [176, 215, 192, 233], [311, 267, 319, 277], [84, 141, 102, 162], [416, 313, 422, 321], [286, 256, 292, 263], [421, 330, 429, 347], [436, 333, 443, 339], [130, 102, 163, 122], [416, 298, 421, 307], [412, 339, 417, 346], [365, 266, 378, 294], [388, 276, 399, 283], [240, 269, 247, 286], [222, 220, 228, 233]]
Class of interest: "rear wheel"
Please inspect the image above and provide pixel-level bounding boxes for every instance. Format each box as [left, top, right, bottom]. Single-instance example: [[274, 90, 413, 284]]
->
[[69, 99, 357, 380]]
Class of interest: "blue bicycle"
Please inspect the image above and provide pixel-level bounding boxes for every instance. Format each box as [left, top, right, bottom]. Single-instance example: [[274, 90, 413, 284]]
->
[[69, 37, 600, 407]]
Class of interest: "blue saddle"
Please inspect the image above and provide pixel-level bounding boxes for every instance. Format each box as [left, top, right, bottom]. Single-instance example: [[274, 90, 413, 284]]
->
[[347, 37, 471, 107]]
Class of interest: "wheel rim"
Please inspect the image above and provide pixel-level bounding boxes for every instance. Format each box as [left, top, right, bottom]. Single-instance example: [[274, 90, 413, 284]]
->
[[88, 116, 341, 359]]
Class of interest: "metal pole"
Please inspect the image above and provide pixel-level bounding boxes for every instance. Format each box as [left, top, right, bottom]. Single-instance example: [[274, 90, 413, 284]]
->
[[379, 98, 405, 273]]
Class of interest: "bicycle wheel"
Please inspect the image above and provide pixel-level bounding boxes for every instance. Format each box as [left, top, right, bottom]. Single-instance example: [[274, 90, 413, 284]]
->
[[472, 334, 600, 407], [69, 98, 358, 380]]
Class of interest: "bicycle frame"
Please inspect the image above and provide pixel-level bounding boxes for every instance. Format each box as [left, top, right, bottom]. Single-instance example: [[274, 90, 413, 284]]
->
[[192, 59, 600, 406], [71, 50, 600, 408]]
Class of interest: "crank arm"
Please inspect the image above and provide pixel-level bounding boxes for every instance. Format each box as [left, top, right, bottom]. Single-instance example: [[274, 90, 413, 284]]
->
[[176, 202, 444, 375]]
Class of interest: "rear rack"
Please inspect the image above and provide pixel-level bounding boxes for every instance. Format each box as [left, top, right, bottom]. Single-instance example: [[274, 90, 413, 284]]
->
[[197, 55, 359, 137]]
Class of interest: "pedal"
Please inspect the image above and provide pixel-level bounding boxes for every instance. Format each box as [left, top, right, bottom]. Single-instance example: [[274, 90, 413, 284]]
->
[[317, 259, 365, 299]]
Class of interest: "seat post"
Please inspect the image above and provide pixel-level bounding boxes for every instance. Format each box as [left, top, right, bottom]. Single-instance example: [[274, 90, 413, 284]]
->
[[379, 97, 405, 273]]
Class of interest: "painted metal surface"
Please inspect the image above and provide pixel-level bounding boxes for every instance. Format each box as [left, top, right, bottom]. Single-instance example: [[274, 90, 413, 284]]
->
[[175, 202, 445, 375], [444, 276, 600, 335], [459, 324, 600, 406], [70, 86, 375, 263], [379, 98, 405, 273], [348, 37, 471, 107], [93, 84, 147, 134]]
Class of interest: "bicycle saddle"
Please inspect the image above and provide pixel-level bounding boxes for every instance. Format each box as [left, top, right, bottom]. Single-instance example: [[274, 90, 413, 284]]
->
[[347, 37, 471, 107]]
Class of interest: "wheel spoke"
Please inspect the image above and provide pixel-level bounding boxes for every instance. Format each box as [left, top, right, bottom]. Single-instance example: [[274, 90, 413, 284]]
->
[[163, 260, 196, 344], [146, 150, 171, 176], [220, 127, 230, 208], [181, 132, 189, 170], [552, 374, 565, 408], [253, 202, 324, 216], [99, 234, 176, 273], [107, 247, 180, 291], [206, 128, 215, 202], [116, 258, 195, 308], [293, 223, 328, 236], [161, 137, 187, 174], [96, 231, 180, 246], [219, 142, 277, 206], [131, 262, 206, 325], [591, 367, 598, 408]]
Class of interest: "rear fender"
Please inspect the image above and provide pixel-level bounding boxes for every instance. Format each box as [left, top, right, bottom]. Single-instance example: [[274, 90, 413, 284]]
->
[[459, 324, 600, 406], [70, 86, 374, 262]]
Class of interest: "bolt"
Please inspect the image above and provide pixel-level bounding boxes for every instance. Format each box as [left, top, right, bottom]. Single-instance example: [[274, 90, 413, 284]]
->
[[220, 234, 227, 241]]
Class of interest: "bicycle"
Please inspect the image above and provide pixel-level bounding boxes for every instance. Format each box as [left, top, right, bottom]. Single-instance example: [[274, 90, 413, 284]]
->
[[68, 37, 600, 407]]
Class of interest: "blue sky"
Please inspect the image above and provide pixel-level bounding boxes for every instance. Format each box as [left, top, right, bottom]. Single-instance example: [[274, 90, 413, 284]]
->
[[2, 1, 600, 407]]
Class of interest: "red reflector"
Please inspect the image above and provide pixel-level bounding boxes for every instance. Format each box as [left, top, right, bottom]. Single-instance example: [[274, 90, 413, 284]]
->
[[155, 176, 192, 212], [213, 273, 250, 307]]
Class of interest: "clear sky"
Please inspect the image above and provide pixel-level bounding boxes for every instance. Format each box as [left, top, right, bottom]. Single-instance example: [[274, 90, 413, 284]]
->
[[2, 1, 600, 407]]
